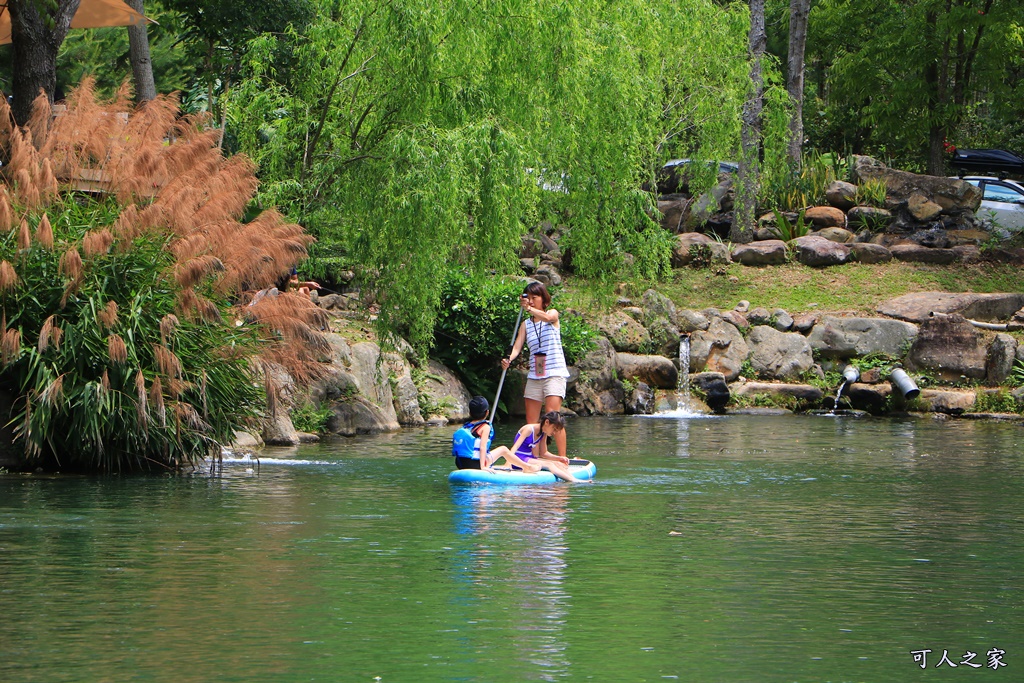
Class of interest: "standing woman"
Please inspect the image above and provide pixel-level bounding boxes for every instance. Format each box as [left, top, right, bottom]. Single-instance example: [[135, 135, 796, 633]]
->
[[501, 282, 571, 463]]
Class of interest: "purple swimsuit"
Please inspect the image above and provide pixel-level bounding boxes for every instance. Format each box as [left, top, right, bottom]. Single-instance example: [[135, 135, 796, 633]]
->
[[515, 429, 542, 460]]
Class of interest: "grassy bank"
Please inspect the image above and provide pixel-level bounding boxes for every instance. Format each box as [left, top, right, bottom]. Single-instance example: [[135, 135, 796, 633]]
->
[[560, 261, 1023, 317]]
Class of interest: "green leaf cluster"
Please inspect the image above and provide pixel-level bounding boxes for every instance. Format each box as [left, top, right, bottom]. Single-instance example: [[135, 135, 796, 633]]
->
[[228, 0, 754, 351], [0, 195, 263, 472]]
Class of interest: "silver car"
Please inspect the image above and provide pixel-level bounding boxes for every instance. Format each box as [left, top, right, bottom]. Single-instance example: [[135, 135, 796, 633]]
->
[[960, 176, 1024, 230]]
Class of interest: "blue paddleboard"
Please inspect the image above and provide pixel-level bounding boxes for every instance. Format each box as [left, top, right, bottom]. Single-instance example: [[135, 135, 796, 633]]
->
[[448, 459, 596, 485]]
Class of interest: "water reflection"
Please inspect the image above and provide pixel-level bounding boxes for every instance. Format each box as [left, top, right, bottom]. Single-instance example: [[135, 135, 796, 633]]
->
[[451, 485, 572, 680]]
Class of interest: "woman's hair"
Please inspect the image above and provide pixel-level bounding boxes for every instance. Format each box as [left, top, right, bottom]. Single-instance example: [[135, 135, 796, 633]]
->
[[523, 281, 551, 309], [538, 411, 565, 432]]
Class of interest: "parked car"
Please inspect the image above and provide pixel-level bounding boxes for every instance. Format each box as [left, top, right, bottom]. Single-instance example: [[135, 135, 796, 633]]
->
[[958, 176, 1024, 230], [951, 148, 1024, 177], [656, 158, 738, 195]]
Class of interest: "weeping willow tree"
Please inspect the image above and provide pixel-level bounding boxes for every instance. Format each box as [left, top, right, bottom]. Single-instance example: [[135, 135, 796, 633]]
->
[[230, 0, 755, 350], [0, 81, 328, 472]]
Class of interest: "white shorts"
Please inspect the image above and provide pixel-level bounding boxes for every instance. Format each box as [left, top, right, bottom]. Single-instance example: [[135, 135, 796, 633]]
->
[[524, 376, 567, 402]]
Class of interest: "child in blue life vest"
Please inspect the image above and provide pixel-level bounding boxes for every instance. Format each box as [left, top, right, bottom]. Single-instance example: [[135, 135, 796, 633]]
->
[[452, 396, 538, 472]]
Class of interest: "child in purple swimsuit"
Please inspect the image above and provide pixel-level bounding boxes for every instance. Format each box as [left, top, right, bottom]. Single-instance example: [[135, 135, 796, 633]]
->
[[501, 411, 586, 483]]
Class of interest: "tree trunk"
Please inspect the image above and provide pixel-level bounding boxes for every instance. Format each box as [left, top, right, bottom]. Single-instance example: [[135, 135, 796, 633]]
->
[[9, 0, 81, 125], [786, 0, 810, 167], [731, 0, 766, 244], [126, 0, 157, 103]]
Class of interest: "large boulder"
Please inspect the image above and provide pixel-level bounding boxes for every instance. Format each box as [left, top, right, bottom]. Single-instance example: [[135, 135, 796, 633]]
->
[[678, 309, 712, 334], [804, 206, 847, 229], [792, 235, 852, 267], [384, 353, 425, 426], [986, 333, 1018, 386], [807, 316, 919, 360], [847, 206, 893, 230], [595, 310, 651, 353], [617, 353, 679, 389], [328, 396, 401, 435], [672, 232, 729, 267], [730, 381, 824, 406], [624, 381, 656, 415], [890, 243, 959, 264], [641, 289, 680, 327], [658, 196, 693, 233], [690, 317, 750, 381], [691, 372, 730, 413], [417, 359, 473, 422], [731, 240, 788, 266], [746, 326, 815, 380], [850, 242, 892, 264], [852, 155, 981, 216], [687, 177, 735, 228], [877, 292, 1024, 323], [310, 335, 401, 433], [826, 181, 858, 211], [916, 389, 977, 414], [905, 314, 987, 382], [567, 336, 624, 416]]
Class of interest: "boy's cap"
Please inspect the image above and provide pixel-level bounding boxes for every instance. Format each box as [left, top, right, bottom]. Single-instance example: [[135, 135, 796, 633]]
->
[[468, 396, 489, 418]]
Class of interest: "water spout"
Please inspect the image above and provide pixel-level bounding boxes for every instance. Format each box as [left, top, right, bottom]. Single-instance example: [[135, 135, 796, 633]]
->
[[889, 368, 920, 400], [830, 365, 860, 414]]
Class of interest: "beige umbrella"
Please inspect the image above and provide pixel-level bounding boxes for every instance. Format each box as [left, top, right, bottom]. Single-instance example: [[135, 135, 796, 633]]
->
[[0, 0, 149, 45]]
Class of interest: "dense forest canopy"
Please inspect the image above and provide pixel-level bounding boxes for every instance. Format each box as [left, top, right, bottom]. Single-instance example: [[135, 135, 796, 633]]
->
[[0, 0, 1021, 349]]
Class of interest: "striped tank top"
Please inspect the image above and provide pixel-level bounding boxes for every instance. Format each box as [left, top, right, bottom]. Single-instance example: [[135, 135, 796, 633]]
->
[[524, 317, 569, 380]]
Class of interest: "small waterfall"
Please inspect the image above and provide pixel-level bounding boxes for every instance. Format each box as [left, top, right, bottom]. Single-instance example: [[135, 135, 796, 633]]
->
[[830, 381, 848, 415], [829, 365, 860, 414], [675, 334, 691, 411]]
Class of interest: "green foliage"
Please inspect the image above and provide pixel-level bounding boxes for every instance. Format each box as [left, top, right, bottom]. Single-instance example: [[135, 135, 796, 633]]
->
[[289, 401, 332, 433], [972, 390, 1022, 415], [855, 179, 888, 209], [773, 209, 810, 241], [1010, 359, 1024, 388], [807, 0, 1022, 170], [229, 0, 753, 348], [761, 153, 838, 212], [558, 312, 596, 367], [0, 195, 263, 472], [432, 270, 594, 400], [688, 244, 714, 270]]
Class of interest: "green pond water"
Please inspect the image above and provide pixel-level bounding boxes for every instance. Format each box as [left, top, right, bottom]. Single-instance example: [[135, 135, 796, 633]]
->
[[1, 414, 1022, 682]]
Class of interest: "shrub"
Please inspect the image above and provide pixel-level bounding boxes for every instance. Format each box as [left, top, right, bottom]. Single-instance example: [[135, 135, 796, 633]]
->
[[0, 81, 326, 472], [433, 271, 595, 400]]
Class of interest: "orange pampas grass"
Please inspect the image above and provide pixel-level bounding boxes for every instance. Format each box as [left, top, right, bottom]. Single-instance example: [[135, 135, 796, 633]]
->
[[2, 327, 21, 365], [174, 255, 225, 289], [35, 214, 54, 249], [0, 260, 19, 292], [153, 343, 182, 379], [38, 315, 63, 353], [59, 248, 83, 280], [42, 374, 64, 406], [97, 301, 119, 328], [101, 369, 111, 394], [17, 219, 31, 250], [149, 375, 166, 427], [160, 314, 179, 344], [82, 229, 114, 257], [107, 334, 128, 364], [0, 190, 12, 231], [135, 370, 148, 428]]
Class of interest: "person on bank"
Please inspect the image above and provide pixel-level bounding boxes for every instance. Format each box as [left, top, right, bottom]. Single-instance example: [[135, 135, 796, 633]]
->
[[501, 282, 571, 463], [452, 396, 537, 472]]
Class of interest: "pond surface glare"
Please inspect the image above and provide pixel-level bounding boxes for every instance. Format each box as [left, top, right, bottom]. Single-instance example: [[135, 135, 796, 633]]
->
[[1, 414, 1022, 682]]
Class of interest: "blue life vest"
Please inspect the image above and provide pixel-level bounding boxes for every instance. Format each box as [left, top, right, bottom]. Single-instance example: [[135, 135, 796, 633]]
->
[[451, 420, 493, 459]]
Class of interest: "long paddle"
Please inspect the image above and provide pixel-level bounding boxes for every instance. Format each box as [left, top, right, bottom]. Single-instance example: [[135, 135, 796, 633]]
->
[[488, 301, 524, 425]]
